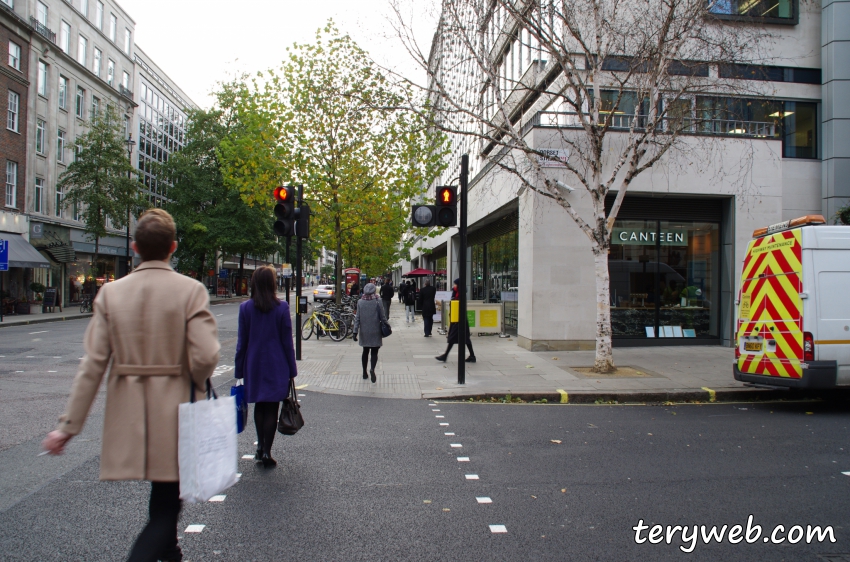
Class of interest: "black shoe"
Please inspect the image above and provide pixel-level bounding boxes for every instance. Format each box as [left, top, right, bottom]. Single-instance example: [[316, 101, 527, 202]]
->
[[362, 370, 368, 379], [261, 453, 277, 468], [466, 356, 476, 363], [254, 448, 263, 461], [158, 545, 182, 562], [370, 369, 376, 383], [435, 354, 447, 362]]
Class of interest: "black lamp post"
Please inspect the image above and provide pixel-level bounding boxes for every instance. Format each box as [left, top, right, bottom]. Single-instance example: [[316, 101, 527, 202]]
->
[[124, 134, 135, 277]]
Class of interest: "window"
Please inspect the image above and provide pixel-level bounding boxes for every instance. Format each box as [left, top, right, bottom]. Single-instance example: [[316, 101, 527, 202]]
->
[[36, 1, 47, 25], [93, 47, 101, 76], [80, 0, 88, 17], [57, 129, 66, 162], [106, 59, 114, 86], [58, 75, 68, 109], [75, 86, 84, 118], [5, 161, 17, 207], [122, 70, 129, 89], [34, 177, 44, 213], [1, 0, 12, 8], [75, 136, 82, 161], [8, 41, 20, 70], [123, 28, 131, 53], [709, 0, 795, 21], [91, 96, 99, 117], [36, 119, 46, 153], [77, 35, 87, 65], [96, 1, 103, 28], [60, 21, 70, 53], [55, 188, 63, 217], [782, 101, 817, 159], [109, 13, 116, 41], [7, 90, 19, 131], [38, 61, 48, 97]]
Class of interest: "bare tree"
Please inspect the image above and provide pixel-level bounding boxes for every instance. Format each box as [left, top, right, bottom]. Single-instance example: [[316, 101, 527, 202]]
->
[[390, 0, 778, 371]]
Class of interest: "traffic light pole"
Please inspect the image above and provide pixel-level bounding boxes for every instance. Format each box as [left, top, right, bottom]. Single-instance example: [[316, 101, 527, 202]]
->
[[285, 237, 291, 304], [458, 154, 469, 385], [295, 185, 303, 361]]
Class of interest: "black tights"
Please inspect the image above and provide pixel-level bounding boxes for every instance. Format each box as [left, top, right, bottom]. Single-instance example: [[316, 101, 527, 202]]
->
[[127, 481, 181, 562], [361, 347, 379, 373], [443, 340, 474, 357], [254, 402, 280, 456]]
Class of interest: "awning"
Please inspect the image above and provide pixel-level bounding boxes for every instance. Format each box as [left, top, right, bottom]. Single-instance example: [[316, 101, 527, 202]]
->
[[44, 244, 76, 263], [403, 268, 436, 277], [2, 233, 51, 269]]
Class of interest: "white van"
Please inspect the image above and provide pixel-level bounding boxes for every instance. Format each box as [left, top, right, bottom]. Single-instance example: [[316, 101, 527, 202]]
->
[[734, 215, 850, 388]]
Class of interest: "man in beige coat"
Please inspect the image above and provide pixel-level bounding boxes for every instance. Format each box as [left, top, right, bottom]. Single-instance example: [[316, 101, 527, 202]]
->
[[43, 209, 220, 562]]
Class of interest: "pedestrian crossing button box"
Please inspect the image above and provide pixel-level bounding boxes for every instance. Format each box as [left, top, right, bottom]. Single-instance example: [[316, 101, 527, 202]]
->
[[298, 296, 308, 314]]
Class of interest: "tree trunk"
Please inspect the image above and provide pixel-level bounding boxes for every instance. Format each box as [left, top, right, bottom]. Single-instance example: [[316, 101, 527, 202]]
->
[[593, 248, 614, 373], [239, 253, 245, 296], [335, 234, 343, 305], [196, 252, 206, 282], [93, 235, 100, 297]]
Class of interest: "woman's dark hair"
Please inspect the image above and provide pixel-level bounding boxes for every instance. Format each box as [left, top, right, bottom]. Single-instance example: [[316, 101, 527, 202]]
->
[[251, 266, 279, 313]]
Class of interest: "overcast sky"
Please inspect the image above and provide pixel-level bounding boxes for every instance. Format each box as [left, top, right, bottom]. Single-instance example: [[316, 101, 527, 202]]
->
[[117, 0, 438, 109]]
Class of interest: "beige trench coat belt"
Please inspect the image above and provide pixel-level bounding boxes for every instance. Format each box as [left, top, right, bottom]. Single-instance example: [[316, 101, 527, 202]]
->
[[111, 364, 183, 376]]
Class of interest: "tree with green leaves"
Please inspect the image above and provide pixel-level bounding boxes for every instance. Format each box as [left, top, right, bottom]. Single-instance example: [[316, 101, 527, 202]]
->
[[58, 106, 146, 276], [219, 23, 447, 302]]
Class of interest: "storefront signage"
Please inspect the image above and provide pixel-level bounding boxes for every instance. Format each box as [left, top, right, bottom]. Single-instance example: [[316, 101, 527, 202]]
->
[[612, 228, 688, 246], [537, 149, 570, 168], [0, 239, 8, 271]]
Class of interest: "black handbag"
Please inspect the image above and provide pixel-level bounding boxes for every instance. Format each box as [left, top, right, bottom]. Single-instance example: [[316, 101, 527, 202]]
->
[[378, 303, 392, 337], [277, 379, 304, 435]]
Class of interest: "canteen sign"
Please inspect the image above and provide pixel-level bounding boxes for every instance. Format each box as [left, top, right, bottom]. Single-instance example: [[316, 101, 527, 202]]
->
[[612, 228, 688, 246]]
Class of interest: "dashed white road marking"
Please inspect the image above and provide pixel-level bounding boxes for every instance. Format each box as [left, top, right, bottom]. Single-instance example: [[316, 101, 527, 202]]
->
[[451, 444, 462, 448], [439, 423, 449, 426], [52, 356, 61, 358], [435, 415, 445, 419], [216, 314, 223, 317], [29, 331, 48, 334], [209, 495, 226, 502], [241, 455, 254, 459], [432, 409, 440, 412], [465, 474, 479, 480], [14, 371, 23, 373], [476, 497, 493, 504], [457, 457, 470, 462], [236, 473, 242, 478], [489, 525, 507, 534], [428, 403, 437, 406], [48, 370, 57, 373], [184, 525, 206, 533], [444, 432, 455, 436], [843, 471, 850, 476], [25, 356, 34, 358]]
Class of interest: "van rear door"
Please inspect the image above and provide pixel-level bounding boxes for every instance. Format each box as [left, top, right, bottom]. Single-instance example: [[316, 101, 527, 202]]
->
[[813, 256, 850, 385]]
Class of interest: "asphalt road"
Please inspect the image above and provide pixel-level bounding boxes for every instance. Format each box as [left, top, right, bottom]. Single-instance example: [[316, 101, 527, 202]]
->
[[2, 305, 850, 561]]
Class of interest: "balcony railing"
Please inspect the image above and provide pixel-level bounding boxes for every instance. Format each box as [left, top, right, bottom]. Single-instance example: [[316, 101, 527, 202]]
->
[[29, 17, 56, 44], [119, 85, 134, 100], [522, 111, 777, 138]]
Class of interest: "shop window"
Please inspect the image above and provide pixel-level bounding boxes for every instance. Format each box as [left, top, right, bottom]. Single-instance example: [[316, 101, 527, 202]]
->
[[782, 101, 817, 159], [709, 0, 796, 22], [609, 220, 720, 338]]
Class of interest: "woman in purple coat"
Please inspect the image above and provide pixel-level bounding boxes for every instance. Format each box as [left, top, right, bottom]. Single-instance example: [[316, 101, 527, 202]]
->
[[234, 266, 297, 468]]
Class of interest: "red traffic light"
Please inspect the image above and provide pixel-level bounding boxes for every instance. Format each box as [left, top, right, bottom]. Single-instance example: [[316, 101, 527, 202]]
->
[[437, 186, 456, 206], [274, 186, 292, 202]]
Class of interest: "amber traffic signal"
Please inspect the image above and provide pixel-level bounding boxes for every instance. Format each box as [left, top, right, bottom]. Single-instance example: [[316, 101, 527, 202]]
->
[[435, 186, 457, 227]]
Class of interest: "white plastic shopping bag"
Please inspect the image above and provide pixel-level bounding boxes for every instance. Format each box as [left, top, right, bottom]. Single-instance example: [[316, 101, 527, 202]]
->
[[178, 387, 239, 503]]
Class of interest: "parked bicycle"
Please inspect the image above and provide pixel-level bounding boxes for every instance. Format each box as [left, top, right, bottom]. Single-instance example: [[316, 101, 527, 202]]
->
[[79, 294, 93, 313], [301, 308, 347, 341]]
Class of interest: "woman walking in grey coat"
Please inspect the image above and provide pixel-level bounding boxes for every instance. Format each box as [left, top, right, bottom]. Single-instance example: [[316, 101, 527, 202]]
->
[[353, 283, 386, 383]]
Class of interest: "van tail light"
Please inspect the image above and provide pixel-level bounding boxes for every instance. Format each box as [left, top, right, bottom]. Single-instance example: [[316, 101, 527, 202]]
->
[[803, 332, 814, 362]]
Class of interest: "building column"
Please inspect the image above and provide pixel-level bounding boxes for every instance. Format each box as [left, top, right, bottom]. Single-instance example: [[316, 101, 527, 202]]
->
[[822, 0, 850, 219]]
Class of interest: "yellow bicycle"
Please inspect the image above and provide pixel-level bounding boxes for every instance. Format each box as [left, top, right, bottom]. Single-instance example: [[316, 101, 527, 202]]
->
[[300, 309, 347, 341]]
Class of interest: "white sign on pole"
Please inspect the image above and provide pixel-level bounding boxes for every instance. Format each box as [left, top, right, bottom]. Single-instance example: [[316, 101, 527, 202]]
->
[[281, 263, 293, 278]]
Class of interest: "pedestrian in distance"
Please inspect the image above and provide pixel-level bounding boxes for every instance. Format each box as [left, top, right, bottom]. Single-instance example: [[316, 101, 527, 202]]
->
[[350, 280, 360, 298], [353, 283, 387, 383], [436, 278, 476, 363], [419, 279, 437, 337], [404, 281, 417, 323], [42, 209, 220, 562], [398, 279, 406, 303], [380, 279, 394, 318], [234, 266, 298, 469]]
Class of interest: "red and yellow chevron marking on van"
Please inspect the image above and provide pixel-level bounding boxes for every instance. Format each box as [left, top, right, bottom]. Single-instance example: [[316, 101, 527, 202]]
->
[[736, 229, 803, 379]]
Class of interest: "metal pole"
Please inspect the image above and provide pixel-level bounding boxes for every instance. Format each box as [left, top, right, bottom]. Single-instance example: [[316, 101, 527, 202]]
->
[[285, 236, 291, 304], [125, 134, 135, 277], [295, 184, 303, 361], [458, 154, 469, 385]]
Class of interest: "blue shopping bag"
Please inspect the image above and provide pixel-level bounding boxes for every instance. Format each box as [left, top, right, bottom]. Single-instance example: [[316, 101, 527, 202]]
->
[[230, 382, 248, 434]]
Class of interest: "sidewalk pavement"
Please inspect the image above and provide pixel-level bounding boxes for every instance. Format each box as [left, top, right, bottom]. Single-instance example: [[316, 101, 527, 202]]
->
[[0, 293, 247, 328], [293, 303, 784, 403]]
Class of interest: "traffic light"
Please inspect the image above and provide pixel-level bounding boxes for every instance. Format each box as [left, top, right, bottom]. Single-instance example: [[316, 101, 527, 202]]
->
[[295, 203, 310, 239], [435, 186, 457, 227], [411, 205, 436, 227], [274, 186, 296, 237]]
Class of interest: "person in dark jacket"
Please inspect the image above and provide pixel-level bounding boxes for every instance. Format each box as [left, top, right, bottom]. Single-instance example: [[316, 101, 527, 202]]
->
[[234, 266, 298, 468], [398, 279, 406, 303], [418, 279, 437, 337], [435, 278, 476, 362], [380, 280, 394, 318], [350, 281, 360, 298], [404, 281, 417, 323], [352, 283, 387, 383]]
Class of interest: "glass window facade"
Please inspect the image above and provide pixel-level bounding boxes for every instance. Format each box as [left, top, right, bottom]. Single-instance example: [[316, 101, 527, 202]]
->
[[709, 0, 794, 20], [470, 229, 518, 302], [782, 102, 817, 159], [137, 79, 188, 206], [609, 220, 720, 339]]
